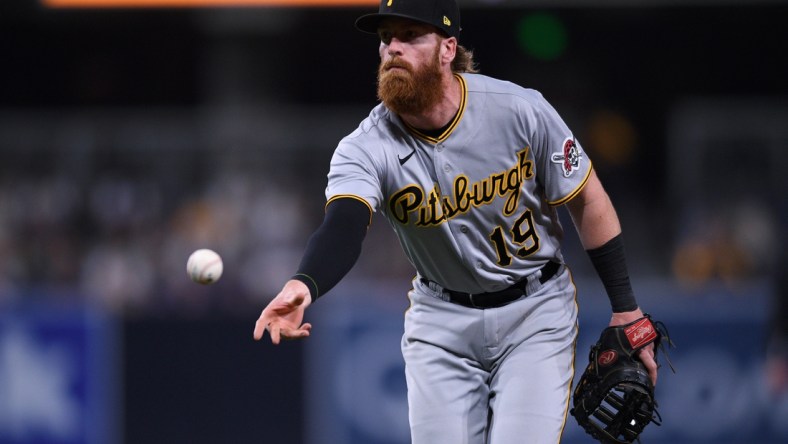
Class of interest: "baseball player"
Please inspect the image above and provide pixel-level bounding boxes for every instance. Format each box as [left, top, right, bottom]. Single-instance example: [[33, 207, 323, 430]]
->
[[253, 0, 659, 442]]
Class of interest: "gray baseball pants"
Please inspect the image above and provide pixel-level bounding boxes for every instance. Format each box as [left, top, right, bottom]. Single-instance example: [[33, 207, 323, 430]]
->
[[402, 265, 578, 444]]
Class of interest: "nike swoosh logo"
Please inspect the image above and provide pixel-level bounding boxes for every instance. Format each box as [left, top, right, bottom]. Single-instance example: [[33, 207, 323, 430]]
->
[[398, 149, 416, 166]]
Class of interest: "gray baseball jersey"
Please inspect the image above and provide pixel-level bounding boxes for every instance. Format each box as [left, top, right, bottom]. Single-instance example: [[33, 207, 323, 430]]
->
[[326, 73, 591, 293]]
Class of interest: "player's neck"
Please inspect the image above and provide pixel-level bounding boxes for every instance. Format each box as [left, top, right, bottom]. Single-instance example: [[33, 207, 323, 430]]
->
[[399, 74, 461, 130]]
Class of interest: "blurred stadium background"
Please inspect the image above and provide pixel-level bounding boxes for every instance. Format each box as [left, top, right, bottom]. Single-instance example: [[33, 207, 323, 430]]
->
[[0, 0, 786, 443]]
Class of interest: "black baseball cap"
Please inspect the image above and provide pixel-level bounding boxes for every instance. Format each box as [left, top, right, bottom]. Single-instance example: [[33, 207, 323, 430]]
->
[[355, 0, 461, 40]]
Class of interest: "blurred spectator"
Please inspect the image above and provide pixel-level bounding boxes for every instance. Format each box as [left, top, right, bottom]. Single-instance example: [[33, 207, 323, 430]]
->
[[671, 200, 778, 290]]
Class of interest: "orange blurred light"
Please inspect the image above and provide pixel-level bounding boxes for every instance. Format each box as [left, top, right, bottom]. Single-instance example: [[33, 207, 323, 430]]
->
[[43, 0, 377, 7]]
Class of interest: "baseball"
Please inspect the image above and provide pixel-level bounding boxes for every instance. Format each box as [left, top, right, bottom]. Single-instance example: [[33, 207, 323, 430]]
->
[[186, 249, 223, 285]]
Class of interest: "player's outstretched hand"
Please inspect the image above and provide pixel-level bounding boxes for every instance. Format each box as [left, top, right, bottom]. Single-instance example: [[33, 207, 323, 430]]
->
[[254, 279, 313, 345], [609, 308, 658, 386]]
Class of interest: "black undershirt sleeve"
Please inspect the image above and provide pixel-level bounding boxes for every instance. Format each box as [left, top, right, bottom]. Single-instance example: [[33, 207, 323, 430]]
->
[[587, 233, 639, 313], [291, 197, 371, 302]]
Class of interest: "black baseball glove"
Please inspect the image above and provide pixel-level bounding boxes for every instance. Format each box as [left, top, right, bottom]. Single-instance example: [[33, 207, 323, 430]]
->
[[570, 315, 673, 443]]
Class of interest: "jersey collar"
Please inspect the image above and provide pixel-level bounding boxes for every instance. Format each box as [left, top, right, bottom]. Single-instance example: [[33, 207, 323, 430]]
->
[[402, 74, 467, 145]]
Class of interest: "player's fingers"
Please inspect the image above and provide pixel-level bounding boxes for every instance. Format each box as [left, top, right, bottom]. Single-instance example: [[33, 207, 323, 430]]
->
[[280, 323, 312, 341], [638, 347, 658, 386], [269, 323, 282, 345], [253, 315, 270, 341]]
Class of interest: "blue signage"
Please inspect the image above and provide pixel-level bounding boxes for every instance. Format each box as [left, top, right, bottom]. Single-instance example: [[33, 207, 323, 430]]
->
[[0, 306, 119, 444]]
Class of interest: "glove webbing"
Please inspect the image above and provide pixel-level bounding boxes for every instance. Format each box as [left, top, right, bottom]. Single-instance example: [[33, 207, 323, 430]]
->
[[588, 385, 660, 444]]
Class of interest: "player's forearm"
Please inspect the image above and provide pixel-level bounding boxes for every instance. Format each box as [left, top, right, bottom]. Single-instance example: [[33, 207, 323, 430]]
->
[[586, 234, 638, 312], [565, 170, 622, 249], [566, 171, 637, 313], [291, 197, 371, 301]]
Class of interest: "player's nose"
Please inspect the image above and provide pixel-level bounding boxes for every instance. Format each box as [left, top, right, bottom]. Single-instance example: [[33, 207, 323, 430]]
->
[[387, 38, 405, 56]]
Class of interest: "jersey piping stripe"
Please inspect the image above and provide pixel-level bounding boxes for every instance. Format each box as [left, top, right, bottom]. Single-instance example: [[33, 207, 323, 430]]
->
[[547, 163, 594, 206], [401, 74, 467, 144], [557, 266, 579, 444], [326, 194, 374, 226]]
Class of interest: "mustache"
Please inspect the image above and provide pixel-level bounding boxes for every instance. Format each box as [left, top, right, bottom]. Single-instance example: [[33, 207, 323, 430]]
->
[[380, 58, 414, 73]]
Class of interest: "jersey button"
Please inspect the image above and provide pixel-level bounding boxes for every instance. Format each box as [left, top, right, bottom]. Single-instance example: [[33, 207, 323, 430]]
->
[[460, 225, 468, 233], [476, 261, 483, 268], [436, 145, 444, 152], [443, 164, 452, 173]]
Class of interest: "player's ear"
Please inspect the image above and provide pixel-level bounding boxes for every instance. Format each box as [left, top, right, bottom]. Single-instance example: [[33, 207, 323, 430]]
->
[[440, 36, 457, 65]]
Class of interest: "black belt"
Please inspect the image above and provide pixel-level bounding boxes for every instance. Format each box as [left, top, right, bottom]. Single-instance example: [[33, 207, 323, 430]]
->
[[423, 261, 561, 309]]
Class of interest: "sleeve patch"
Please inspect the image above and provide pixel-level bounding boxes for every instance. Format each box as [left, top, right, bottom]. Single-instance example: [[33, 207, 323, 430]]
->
[[550, 138, 584, 178]]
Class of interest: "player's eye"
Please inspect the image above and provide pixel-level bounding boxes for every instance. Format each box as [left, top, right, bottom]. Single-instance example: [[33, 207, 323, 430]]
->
[[378, 30, 392, 44]]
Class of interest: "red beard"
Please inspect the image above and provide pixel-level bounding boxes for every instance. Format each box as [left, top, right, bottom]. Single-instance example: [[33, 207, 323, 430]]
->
[[377, 46, 444, 116]]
